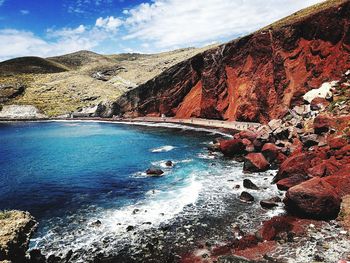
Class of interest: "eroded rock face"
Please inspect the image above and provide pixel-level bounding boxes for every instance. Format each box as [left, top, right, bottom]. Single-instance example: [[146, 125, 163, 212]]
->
[[108, 1, 350, 123], [0, 210, 37, 262]]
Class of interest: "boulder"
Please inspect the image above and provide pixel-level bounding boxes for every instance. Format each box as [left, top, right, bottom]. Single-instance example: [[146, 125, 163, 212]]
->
[[239, 192, 254, 203], [276, 174, 310, 191], [328, 136, 348, 150], [260, 216, 293, 241], [146, 168, 164, 176], [0, 211, 37, 262], [165, 160, 173, 167], [303, 82, 333, 103], [313, 115, 334, 134], [307, 157, 342, 177], [324, 174, 350, 198], [234, 130, 258, 141], [273, 152, 319, 183], [268, 119, 283, 132], [300, 134, 319, 148], [243, 153, 270, 173], [261, 143, 280, 163], [219, 139, 246, 157], [243, 179, 259, 190], [284, 177, 341, 219], [260, 199, 279, 209], [310, 97, 330, 111]]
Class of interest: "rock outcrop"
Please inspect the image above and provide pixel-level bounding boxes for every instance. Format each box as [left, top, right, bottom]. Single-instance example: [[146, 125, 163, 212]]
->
[[0, 211, 37, 262], [107, 0, 350, 123], [0, 105, 47, 119]]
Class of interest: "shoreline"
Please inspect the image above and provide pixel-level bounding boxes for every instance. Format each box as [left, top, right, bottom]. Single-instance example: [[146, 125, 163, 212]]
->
[[0, 117, 246, 137]]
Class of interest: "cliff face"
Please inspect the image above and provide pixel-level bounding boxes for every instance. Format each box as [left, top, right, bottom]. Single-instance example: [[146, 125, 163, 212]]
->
[[109, 0, 350, 123]]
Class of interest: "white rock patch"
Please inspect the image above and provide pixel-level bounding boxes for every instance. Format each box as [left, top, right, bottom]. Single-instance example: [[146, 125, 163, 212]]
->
[[303, 81, 337, 103], [0, 105, 47, 119]]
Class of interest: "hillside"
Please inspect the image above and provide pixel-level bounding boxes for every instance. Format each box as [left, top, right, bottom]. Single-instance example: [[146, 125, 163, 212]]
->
[[106, 0, 350, 123], [0, 57, 68, 76], [0, 46, 215, 116]]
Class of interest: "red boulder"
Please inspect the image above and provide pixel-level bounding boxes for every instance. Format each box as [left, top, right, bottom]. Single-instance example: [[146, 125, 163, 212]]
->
[[260, 216, 294, 241], [307, 157, 342, 177], [273, 152, 318, 183], [313, 115, 334, 134], [328, 136, 349, 150], [276, 174, 310, 191], [219, 139, 246, 157], [284, 177, 341, 219], [324, 173, 350, 198], [243, 153, 270, 173], [261, 143, 280, 163]]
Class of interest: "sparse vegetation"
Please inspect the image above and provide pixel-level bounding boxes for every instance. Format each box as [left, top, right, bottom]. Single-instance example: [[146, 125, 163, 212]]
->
[[0, 210, 11, 220]]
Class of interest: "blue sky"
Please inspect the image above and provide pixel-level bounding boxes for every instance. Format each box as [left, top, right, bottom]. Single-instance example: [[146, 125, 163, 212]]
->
[[0, 0, 324, 61]]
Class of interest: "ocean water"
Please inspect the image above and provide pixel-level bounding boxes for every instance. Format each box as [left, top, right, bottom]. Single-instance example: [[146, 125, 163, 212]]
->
[[0, 121, 281, 262]]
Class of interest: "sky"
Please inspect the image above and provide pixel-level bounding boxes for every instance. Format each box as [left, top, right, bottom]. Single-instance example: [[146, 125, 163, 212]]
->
[[0, 0, 325, 61]]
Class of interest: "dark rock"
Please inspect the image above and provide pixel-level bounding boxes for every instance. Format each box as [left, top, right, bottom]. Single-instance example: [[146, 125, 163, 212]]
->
[[126, 225, 134, 232], [91, 220, 102, 227], [146, 168, 164, 176], [29, 249, 46, 263], [260, 199, 279, 209], [300, 134, 319, 148], [165, 160, 173, 167], [243, 179, 259, 190], [47, 255, 61, 263], [239, 191, 254, 202]]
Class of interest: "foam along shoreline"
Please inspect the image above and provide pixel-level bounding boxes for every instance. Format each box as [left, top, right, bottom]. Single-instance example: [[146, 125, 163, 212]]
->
[[0, 117, 235, 137]]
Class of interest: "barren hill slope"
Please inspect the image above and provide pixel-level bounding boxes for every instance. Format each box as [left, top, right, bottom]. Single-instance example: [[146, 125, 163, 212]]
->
[[0, 57, 69, 76], [0, 46, 215, 116]]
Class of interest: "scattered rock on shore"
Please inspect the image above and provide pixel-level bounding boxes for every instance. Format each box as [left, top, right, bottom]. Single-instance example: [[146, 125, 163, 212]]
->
[[239, 192, 254, 203]]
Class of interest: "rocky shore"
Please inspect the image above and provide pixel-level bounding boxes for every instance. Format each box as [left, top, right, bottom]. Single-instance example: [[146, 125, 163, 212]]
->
[[181, 72, 350, 262]]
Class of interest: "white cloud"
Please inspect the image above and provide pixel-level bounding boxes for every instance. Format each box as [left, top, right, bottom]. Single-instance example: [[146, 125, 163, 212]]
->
[[123, 0, 325, 49], [20, 10, 30, 15], [95, 16, 123, 32], [0, 26, 108, 61]]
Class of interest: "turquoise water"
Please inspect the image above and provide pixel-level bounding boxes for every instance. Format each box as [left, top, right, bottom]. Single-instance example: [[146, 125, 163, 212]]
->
[[0, 121, 279, 261]]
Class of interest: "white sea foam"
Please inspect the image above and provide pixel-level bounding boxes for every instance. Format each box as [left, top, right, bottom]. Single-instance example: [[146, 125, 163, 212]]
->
[[151, 145, 176, 153], [32, 174, 202, 261]]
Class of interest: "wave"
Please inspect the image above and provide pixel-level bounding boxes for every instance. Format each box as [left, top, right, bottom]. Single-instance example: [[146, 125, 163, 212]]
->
[[151, 145, 176, 153], [31, 175, 202, 261]]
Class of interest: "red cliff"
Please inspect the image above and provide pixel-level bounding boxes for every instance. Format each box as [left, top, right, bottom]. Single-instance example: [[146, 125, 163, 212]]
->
[[108, 0, 350, 123]]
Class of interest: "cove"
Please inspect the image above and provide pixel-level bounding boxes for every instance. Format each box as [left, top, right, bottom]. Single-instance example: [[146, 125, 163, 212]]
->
[[0, 121, 279, 262]]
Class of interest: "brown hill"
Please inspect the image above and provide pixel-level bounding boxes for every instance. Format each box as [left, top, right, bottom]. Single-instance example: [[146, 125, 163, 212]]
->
[[107, 0, 350, 123], [0, 57, 68, 76], [48, 50, 114, 69]]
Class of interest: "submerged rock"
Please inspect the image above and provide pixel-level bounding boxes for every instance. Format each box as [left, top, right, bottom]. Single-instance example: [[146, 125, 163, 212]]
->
[[0, 210, 37, 262], [146, 168, 164, 177]]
